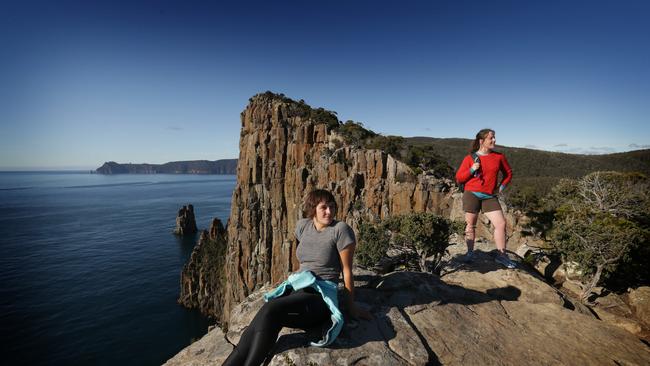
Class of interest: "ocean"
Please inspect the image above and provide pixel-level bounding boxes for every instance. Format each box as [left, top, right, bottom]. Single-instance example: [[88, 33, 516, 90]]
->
[[0, 172, 236, 366]]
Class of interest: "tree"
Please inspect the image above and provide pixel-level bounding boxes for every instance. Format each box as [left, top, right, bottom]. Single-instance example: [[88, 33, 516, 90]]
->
[[550, 172, 649, 302]]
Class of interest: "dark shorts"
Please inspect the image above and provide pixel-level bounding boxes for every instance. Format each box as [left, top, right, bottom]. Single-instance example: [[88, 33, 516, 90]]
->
[[462, 191, 502, 213]]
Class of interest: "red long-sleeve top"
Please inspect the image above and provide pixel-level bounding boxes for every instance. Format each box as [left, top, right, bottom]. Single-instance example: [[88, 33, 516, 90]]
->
[[455, 152, 513, 195]]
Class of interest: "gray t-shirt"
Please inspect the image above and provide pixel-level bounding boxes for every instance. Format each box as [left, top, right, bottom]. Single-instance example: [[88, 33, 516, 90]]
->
[[294, 218, 356, 282]]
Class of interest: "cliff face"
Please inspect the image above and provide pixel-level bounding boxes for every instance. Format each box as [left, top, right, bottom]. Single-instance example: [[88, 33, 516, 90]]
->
[[179, 92, 530, 322], [178, 218, 228, 320], [222, 94, 464, 320]]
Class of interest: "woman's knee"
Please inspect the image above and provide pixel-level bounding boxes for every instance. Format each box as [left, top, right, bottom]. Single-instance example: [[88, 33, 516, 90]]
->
[[465, 224, 476, 239], [493, 219, 506, 231], [251, 302, 281, 330]]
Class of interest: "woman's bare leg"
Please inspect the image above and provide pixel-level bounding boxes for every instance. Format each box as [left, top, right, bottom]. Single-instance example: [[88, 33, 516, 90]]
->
[[464, 212, 478, 252], [484, 210, 507, 254]]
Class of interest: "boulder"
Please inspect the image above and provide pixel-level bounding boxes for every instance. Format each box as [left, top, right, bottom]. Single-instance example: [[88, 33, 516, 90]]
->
[[591, 306, 643, 336], [629, 286, 650, 327]]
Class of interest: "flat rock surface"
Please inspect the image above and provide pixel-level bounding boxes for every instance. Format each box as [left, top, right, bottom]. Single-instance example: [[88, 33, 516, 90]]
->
[[168, 269, 650, 365], [163, 326, 232, 366]]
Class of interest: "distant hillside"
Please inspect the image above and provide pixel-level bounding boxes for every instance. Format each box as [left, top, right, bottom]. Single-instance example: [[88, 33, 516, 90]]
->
[[96, 159, 238, 174], [406, 137, 650, 177], [406, 136, 650, 197]]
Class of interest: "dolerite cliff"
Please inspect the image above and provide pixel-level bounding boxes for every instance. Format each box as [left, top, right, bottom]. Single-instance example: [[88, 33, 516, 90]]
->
[[222, 93, 465, 321], [181, 92, 530, 323]]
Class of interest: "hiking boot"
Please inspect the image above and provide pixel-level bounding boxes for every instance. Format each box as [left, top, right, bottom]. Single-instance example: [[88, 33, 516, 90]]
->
[[495, 254, 517, 269], [461, 250, 475, 263]]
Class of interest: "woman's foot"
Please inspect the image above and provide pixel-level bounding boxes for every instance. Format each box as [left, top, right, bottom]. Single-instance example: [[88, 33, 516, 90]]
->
[[462, 250, 475, 263], [495, 253, 517, 269]]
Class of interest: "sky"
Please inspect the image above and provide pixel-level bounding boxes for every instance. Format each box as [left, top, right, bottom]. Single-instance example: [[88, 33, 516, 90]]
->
[[1, 0, 649, 170]]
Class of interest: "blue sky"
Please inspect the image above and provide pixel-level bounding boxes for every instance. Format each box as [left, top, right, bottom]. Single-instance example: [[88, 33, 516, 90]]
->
[[1, 0, 649, 169]]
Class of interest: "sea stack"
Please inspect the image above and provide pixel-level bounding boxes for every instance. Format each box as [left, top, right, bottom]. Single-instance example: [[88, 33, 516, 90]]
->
[[173, 204, 198, 236]]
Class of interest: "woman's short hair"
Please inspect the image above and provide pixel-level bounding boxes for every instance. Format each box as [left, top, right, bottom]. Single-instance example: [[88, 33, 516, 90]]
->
[[303, 189, 337, 218]]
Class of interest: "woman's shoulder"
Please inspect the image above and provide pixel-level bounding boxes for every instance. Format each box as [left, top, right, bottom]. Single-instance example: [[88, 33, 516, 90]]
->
[[297, 217, 311, 225], [331, 220, 351, 229], [295, 218, 312, 236], [332, 220, 355, 238]]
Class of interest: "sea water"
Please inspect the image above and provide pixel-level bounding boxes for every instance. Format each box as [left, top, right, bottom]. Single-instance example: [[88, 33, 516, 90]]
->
[[0, 172, 236, 366]]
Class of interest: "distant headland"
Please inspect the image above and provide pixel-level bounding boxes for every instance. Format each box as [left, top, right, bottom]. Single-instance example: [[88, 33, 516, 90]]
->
[[95, 159, 237, 174]]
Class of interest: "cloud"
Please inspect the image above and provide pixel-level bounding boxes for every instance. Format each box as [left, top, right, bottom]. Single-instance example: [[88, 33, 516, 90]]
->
[[554, 143, 568, 147], [588, 146, 617, 154], [524, 144, 539, 149], [629, 143, 650, 149], [167, 126, 183, 131], [553, 146, 618, 155]]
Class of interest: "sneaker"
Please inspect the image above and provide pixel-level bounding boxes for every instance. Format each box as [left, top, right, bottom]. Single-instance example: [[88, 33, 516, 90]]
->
[[495, 254, 517, 269], [462, 250, 475, 263]]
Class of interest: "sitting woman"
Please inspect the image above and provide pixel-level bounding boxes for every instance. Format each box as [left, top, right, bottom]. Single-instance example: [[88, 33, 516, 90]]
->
[[222, 189, 371, 366]]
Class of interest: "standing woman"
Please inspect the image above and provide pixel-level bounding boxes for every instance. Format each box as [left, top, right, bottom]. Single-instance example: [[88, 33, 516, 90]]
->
[[455, 128, 517, 268], [222, 189, 371, 366]]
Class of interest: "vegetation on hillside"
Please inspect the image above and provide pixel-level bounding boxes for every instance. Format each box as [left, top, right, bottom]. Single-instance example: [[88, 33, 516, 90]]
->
[[407, 136, 650, 210]]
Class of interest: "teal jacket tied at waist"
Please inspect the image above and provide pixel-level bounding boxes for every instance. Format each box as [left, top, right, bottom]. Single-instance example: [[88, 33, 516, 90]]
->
[[263, 271, 343, 347]]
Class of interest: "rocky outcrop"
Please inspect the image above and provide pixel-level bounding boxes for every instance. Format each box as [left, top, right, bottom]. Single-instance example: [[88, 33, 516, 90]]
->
[[178, 218, 228, 320], [173, 205, 198, 236], [220, 93, 538, 321], [174, 93, 537, 322], [96, 159, 237, 174], [222, 94, 459, 321], [168, 266, 650, 365]]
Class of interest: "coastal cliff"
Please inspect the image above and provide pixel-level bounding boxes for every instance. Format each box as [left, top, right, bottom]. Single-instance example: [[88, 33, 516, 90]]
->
[[180, 92, 531, 322], [170, 93, 650, 365], [221, 93, 468, 321], [178, 218, 228, 321]]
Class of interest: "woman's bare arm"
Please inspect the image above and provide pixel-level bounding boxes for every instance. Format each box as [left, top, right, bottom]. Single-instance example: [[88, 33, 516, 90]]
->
[[339, 244, 372, 320]]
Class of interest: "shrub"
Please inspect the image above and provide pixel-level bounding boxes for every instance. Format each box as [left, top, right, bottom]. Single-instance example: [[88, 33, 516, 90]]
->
[[355, 212, 453, 273], [356, 222, 391, 268], [398, 213, 453, 272], [549, 172, 649, 301]]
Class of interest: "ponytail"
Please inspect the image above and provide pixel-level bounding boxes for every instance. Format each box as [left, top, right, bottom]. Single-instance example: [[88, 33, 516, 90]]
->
[[470, 128, 495, 153]]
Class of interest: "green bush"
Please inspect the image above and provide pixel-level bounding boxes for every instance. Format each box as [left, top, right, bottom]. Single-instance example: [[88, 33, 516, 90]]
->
[[355, 212, 453, 273], [356, 222, 391, 268], [549, 172, 649, 301], [398, 213, 453, 271]]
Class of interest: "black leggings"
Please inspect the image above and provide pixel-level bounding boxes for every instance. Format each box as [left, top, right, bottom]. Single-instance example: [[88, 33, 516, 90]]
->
[[222, 288, 330, 366]]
